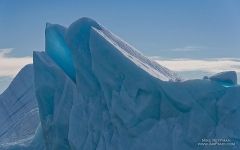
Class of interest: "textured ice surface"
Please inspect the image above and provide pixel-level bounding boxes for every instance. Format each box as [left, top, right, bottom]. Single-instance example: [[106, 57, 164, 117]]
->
[[33, 51, 76, 150], [0, 17, 240, 150], [0, 65, 40, 149]]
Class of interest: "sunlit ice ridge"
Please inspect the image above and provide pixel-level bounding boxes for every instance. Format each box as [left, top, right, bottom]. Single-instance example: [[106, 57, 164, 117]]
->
[[44, 17, 179, 82]]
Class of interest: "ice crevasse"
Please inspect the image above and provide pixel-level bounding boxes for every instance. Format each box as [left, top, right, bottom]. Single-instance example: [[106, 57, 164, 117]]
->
[[0, 17, 239, 150]]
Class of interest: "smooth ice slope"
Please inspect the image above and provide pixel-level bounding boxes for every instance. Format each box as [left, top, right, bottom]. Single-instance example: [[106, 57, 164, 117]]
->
[[99, 28, 179, 81], [0, 17, 239, 150], [45, 23, 76, 81]]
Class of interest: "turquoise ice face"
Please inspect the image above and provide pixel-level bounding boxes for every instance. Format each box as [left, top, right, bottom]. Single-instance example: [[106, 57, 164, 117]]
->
[[218, 81, 237, 88], [45, 18, 102, 82], [45, 23, 76, 81]]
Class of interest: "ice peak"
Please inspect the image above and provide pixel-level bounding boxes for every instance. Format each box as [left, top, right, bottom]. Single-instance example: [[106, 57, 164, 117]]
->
[[44, 17, 178, 82]]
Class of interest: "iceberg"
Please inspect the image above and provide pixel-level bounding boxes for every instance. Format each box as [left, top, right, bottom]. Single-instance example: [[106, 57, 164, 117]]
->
[[209, 71, 237, 85], [0, 17, 239, 150]]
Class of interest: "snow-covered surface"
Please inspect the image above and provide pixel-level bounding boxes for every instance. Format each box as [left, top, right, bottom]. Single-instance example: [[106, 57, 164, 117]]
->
[[0, 17, 239, 150], [98, 27, 179, 81]]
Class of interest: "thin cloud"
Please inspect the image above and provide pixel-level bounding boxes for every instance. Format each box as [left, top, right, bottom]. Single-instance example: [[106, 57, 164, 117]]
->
[[0, 48, 32, 77], [170, 46, 203, 52], [154, 58, 240, 73]]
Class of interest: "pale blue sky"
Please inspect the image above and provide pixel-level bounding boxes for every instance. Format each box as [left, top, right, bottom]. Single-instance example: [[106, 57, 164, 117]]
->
[[0, 0, 240, 58], [0, 0, 240, 93]]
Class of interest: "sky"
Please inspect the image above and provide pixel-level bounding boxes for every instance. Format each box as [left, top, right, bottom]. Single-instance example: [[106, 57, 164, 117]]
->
[[0, 0, 240, 93]]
